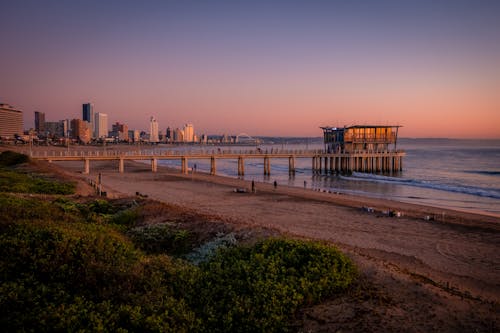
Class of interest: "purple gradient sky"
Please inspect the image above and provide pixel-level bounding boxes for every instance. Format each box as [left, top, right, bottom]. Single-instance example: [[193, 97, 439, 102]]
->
[[1, 0, 499, 138]]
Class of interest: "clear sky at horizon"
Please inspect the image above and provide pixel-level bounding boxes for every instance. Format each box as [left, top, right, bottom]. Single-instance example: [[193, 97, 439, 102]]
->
[[1, 0, 499, 138]]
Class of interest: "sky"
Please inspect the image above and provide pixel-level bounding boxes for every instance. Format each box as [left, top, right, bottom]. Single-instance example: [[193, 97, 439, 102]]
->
[[1, 0, 499, 138]]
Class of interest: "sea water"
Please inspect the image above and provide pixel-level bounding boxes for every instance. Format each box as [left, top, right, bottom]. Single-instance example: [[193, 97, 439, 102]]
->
[[157, 139, 500, 217]]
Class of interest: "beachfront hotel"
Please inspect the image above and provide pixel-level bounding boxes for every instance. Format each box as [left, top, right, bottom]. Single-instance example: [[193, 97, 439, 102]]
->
[[0, 103, 23, 138]]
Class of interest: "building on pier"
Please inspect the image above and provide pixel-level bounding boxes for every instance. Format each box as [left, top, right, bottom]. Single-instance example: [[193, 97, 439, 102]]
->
[[321, 125, 401, 153]]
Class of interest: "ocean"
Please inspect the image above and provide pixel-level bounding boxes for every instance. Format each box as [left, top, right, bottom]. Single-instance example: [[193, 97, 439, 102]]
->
[[156, 139, 500, 217]]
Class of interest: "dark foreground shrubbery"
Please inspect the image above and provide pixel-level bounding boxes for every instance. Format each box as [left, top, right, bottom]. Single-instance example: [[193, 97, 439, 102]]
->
[[0, 150, 29, 166], [195, 239, 356, 332], [0, 151, 75, 194], [0, 194, 356, 332]]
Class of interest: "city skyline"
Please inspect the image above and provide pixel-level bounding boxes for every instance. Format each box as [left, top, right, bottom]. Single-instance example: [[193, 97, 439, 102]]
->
[[1, 1, 499, 138]]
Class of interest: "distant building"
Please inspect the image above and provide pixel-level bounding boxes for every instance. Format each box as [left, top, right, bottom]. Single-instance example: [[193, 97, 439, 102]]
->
[[82, 103, 94, 137], [45, 121, 65, 138], [70, 119, 91, 143], [127, 129, 140, 143], [111, 122, 129, 142], [0, 103, 23, 138], [34, 111, 45, 134], [165, 127, 171, 142], [149, 117, 159, 143], [94, 112, 108, 139], [173, 128, 184, 143], [183, 123, 194, 142], [61, 119, 69, 137], [321, 125, 401, 153]]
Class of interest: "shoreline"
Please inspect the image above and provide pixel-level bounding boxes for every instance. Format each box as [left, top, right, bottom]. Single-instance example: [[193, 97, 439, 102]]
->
[[115, 160, 500, 227]]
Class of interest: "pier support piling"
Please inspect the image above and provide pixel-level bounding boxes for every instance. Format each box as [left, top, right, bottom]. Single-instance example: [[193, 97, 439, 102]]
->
[[210, 156, 216, 175], [151, 158, 157, 172], [264, 156, 271, 175], [119, 158, 124, 173], [84, 159, 90, 174], [288, 156, 295, 175], [181, 157, 188, 174], [237, 156, 245, 176]]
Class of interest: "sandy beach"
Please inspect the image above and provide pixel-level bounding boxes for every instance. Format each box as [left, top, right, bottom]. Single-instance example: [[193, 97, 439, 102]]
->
[[48, 158, 500, 331]]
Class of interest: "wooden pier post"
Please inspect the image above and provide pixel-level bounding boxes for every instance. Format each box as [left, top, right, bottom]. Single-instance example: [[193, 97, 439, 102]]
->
[[238, 156, 245, 176], [181, 157, 188, 174], [210, 156, 216, 175], [289, 156, 295, 175], [151, 158, 157, 172], [84, 158, 90, 174], [312, 157, 316, 173], [264, 156, 270, 175], [119, 158, 124, 173]]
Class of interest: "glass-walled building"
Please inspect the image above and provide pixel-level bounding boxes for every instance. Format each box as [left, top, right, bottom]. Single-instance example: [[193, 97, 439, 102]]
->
[[321, 125, 401, 153]]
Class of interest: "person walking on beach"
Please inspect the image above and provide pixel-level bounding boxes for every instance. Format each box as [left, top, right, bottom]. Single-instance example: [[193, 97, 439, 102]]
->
[[273, 180, 277, 189], [251, 180, 255, 193], [304, 180, 307, 189]]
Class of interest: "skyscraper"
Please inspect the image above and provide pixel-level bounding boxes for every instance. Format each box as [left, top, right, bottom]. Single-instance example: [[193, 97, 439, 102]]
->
[[94, 113, 108, 138], [34, 111, 45, 134], [111, 122, 129, 142], [70, 119, 91, 144], [82, 103, 94, 137], [183, 123, 194, 142], [150, 116, 159, 143]]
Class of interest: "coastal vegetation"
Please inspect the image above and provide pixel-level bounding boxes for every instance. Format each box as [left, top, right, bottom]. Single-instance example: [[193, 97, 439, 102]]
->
[[0, 151, 356, 332]]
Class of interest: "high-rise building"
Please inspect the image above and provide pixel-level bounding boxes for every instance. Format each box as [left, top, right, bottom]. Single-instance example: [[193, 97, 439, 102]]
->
[[150, 116, 159, 143], [183, 123, 194, 142], [34, 111, 45, 134], [45, 121, 65, 138], [173, 128, 184, 143], [61, 119, 69, 137], [111, 122, 129, 142], [82, 103, 94, 137], [70, 119, 91, 143], [128, 129, 140, 143], [0, 103, 23, 138], [165, 127, 172, 142], [94, 113, 108, 139]]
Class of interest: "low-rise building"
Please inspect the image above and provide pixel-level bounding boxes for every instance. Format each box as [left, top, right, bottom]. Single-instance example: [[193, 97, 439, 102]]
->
[[321, 125, 401, 153]]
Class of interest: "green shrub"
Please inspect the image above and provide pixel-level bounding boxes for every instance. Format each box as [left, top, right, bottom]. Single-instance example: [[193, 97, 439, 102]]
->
[[0, 219, 198, 332], [193, 238, 356, 333], [0, 194, 79, 225], [0, 168, 75, 194], [0, 195, 357, 333], [128, 224, 193, 255], [0, 151, 29, 166], [111, 208, 139, 227]]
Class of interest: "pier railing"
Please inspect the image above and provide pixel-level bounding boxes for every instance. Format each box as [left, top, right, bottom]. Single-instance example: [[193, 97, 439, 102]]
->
[[23, 148, 404, 158], [23, 148, 405, 176]]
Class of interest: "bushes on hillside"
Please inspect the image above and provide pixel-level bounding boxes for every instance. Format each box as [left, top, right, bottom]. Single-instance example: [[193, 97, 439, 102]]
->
[[194, 238, 356, 332], [0, 150, 29, 166], [0, 194, 356, 332], [0, 151, 75, 194]]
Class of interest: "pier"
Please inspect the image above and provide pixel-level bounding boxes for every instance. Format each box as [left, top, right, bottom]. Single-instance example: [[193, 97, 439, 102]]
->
[[25, 148, 405, 176]]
